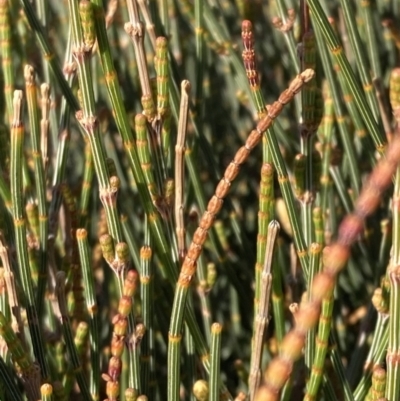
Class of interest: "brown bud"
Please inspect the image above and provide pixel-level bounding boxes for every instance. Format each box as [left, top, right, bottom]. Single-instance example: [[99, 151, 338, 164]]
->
[[106, 380, 120, 399], [118, 295, 132, 317], [108, 356, 122, 381]]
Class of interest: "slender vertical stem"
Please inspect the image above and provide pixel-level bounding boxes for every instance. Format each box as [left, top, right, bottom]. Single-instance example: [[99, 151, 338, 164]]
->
[[336, 0, 381, 125], [0, 356, 23, 401], [55, 272, 91, 400], [10, 91, 49, 381], [140, 232, 154, 399], [168, 70, 314, 401], [255, 113, 400, 401], [20, 0, 79, 112], [307, 0, 386, 153], [24, 65, 49, 317], [175, 80, 190, 260], [0, 312, 40, 400], [304, 243, 322, 373], [249, 221, 279, 401], [385, 68, 400, 401], [209, 323, 222, 401], [0, 0, 14, 124], [76, 229, 100, 401]]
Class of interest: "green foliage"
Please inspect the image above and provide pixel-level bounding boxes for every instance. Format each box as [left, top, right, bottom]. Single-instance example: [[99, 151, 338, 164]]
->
[[0, 0, 399, 400]]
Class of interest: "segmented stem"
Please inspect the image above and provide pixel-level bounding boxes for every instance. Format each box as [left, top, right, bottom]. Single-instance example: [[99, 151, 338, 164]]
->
[[241, 20, 265, 118], [255, 116, 400, 401], [249, 221, 280, 401], [102, 270, 139, 401], [175, 80, 190, 260], [55, 272, 91, 400], [179, 69, 314, 285], [168, 69, 314, 401], [76, 229, 100, 401], [24, 65, 49, 318], [10, 91, 49, 381], [0, 0, 13, 124], [0, 312, 40, 400]]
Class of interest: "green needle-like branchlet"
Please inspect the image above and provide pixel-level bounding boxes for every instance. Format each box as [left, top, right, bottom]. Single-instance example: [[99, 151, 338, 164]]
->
[[0, 311, 39, 400], [209, 323, 223, 401], [135, 113, 161, 209], [79, 140, 94, 227], [76, 229, 100, 401], [0, 355, 22, 401], [249, 221, 279, 401], [20, 0, 79, 113], [299, 21, 320, 250], [304, 244, 334, 401], [154, 37, 171, 160], [40, 384, 53, 401], [24, 65, 49, 317], [337, 0, 381, 124], [0, 0, 14, 124], [255, 163, 274, 316], [175, 80, 190, 260], [366, 366, 386, 401], [84, 5, 228, 382], [384, 67, 400, 401], [304, 242, 322, 375], [55, 272, 91, 400], [10, 90, 49, 381], [256, 100, 400, 401], [155, 37, 170, 119], [307, 0, 386, 153], [69, 0, 125, 255], [168, 70, 314, 401], [273, 1, 299, 75], [139, 236, 155, 399], [4, 2, 400, 400], [314, 21, 361, 197], [241, 19, 308, 287], [359, 0, 381, 81]]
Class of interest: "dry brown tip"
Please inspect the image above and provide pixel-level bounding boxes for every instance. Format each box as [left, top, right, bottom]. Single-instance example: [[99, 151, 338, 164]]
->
[[118, 295, 133, 317], [105, 380, 120, 399], [241, 20, 253, 31], [391, 68, 400, 79], [76, 228, 88, 240], [156, 36, 168, 46], [309, 242, 322, 254], [108, 356, 122, 381], [372, 365, 386, 379], [261, 163, 274, 177], [301, 68, 315, 83]]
